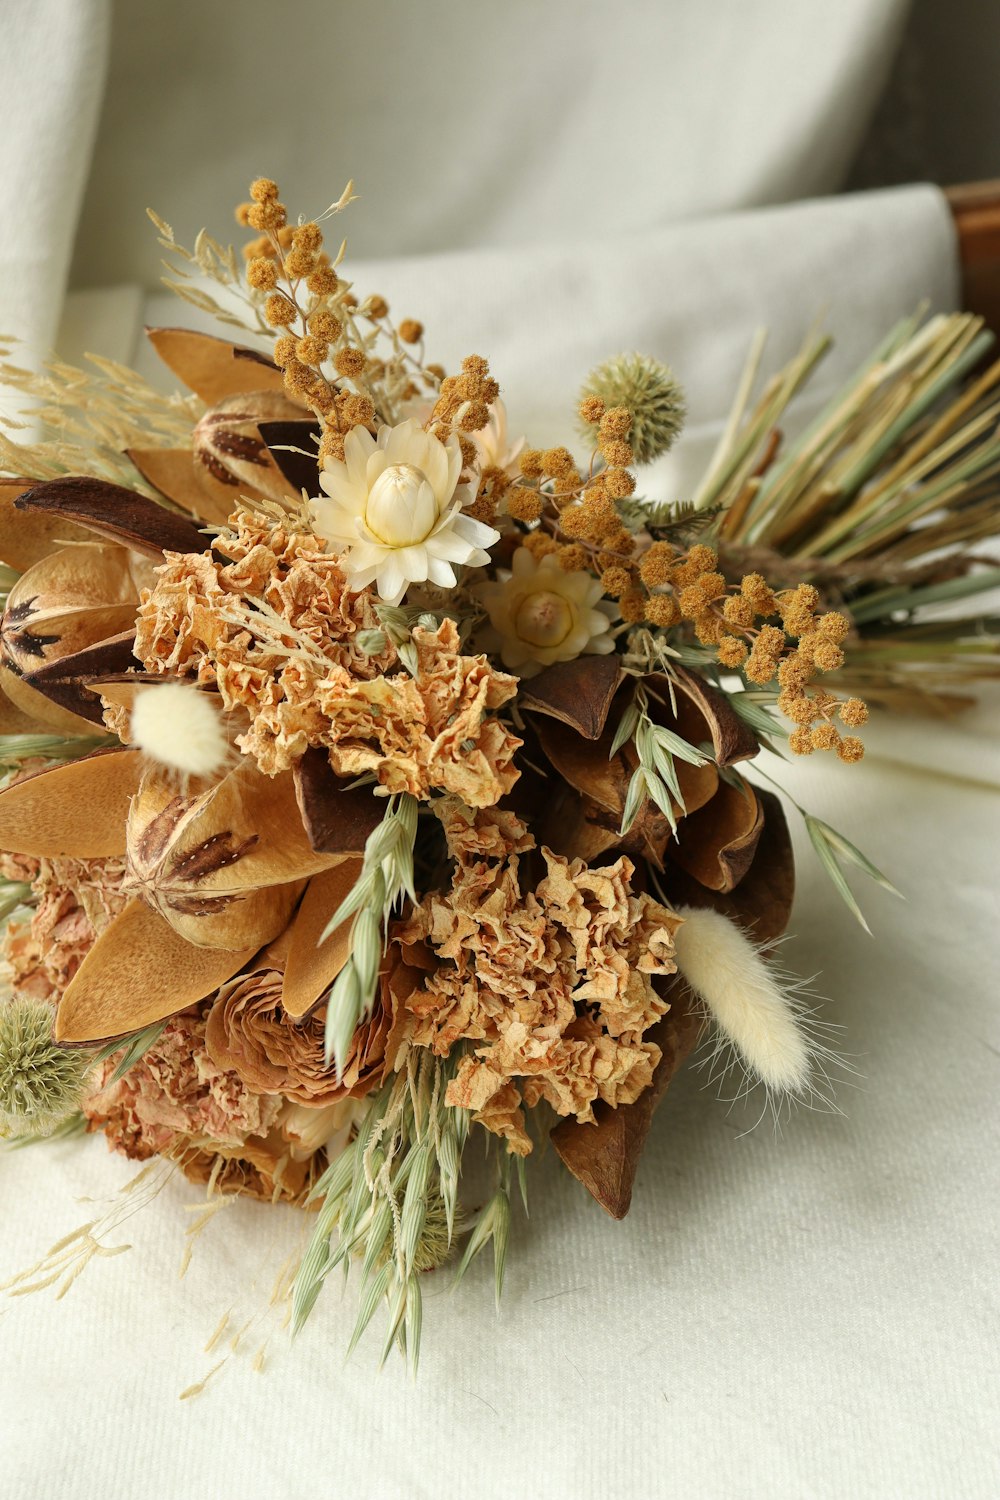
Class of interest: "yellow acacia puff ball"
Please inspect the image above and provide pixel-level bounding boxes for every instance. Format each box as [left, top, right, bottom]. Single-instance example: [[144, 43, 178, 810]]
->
[[577, 352, 686, 464], [130, 682, 230, 779]]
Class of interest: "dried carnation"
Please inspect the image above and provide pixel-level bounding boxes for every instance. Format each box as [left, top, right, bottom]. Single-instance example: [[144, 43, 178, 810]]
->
[[0, 852, 127, 1005], [396, 802, 681, 1152], [85, 1008, 282, 1170], [133, 508, 395, 695], [245, 617, 522, 803]]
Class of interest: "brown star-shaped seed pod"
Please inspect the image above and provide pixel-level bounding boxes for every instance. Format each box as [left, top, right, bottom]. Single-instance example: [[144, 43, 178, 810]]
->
[[124, 327, 322, 521], [0, 743, 382, 1046]]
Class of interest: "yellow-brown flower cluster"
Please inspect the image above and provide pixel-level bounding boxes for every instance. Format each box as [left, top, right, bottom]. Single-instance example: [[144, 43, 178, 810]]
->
[[237, 178, 440, 466], [396, 802, 681, 1155], [630, 541, 867, 759]]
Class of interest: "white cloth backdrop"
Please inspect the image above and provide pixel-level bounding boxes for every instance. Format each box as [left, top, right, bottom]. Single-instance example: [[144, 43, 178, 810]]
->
[[3, 3, 999, 1498]]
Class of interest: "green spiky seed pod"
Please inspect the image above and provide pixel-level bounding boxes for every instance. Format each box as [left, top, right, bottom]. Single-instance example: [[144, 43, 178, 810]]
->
[[0, 996, 89, 1138], [579, 352, 686, 464]]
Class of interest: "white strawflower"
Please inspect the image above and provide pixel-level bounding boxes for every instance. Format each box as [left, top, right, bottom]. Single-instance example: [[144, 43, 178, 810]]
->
[[471, 399, 526, 479], [130, 682, 230, 779], [311, 418, 499, 605], [474, 547, 617, 677]]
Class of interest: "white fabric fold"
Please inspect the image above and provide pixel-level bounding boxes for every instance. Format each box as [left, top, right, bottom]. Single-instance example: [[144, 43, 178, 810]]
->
[[0, 0, 109, 405]]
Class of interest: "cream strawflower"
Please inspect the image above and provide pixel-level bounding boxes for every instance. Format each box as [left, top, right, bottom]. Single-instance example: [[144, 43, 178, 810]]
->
[[471, 398, 526, 479], [475, 546, 617, 677], [311, 418, 499, 605]]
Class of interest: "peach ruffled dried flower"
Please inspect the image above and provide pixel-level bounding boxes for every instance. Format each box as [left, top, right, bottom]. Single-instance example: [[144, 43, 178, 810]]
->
[[0, 852, 127, 1005], [396, 802, 681, 1153], [84, 1008, 302, 1197], [313, 619, 522, 805]]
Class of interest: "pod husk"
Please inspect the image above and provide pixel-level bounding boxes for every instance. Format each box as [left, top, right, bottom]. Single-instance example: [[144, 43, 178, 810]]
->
[[280, 859, 363, 1020], [0, 478, 90, 571], [125, 760, 342, 949], [0, 747, 141, 858], [145, 326, 286, 405], [54, 897, 258, 1043]]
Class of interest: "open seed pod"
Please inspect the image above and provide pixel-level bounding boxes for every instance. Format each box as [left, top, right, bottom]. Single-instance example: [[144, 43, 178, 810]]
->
[[126, 328, 307, 523], [526, 662, 763, 888], [124, 758, 344, 950], [1, 475, 208, 733], [0, 543, 155, 735]]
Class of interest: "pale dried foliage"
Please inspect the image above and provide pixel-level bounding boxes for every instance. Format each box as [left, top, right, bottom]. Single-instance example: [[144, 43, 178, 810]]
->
[[0, 337, 198, 487]]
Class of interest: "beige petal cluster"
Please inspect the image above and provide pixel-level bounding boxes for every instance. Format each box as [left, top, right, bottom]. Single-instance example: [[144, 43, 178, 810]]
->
[[0, 852, 127, 1004], [396, 802, 681, 1153], [134, 507, 395, 702], [313, 619, 522, 806]]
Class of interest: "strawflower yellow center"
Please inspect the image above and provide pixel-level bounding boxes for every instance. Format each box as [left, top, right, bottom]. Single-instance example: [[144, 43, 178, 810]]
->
[[365, 463, 439, 547], [514, 589, 576, 648]]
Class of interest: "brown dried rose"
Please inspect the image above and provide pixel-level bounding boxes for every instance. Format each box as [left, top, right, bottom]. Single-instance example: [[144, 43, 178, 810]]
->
[[204, 963, 398, 1105]]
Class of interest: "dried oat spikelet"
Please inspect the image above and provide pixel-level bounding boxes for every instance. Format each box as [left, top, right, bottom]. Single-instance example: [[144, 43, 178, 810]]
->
[[579, 352, 686, 464], [0, 995, 90, 1137]]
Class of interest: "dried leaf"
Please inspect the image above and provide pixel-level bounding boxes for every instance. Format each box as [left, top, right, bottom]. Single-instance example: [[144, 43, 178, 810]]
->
[[520, 656, 625, 740], [293, 748, 384, 854], [0, 747, 141, 857], [54, 898, 258, 1043], [649, 667, 759, 766], [0, 478, 91, 571], [670, 777, 764, 892], [126, 447, 235, 527], [0, 664, 103, 737], [281, 859, 363, 1020], [24, 630, 138, 726], [550, 979, 703, 1219], [658, 789, 795, 945], [15, 476, 206, 558], [145, 326, 285, 404], [257, 419, 323, 496]]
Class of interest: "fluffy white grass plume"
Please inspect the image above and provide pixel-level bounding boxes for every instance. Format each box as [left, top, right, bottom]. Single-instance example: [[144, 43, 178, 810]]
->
[[672, 906, 812, 1097], [130, 683, 229, 779]]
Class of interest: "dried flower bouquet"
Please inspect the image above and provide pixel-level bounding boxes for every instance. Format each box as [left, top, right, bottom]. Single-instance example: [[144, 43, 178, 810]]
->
[[2, 179, 998, 1370]]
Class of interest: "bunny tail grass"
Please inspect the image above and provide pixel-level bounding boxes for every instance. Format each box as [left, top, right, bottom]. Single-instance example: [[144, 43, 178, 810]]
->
[[672, 907, 811, 1096]]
